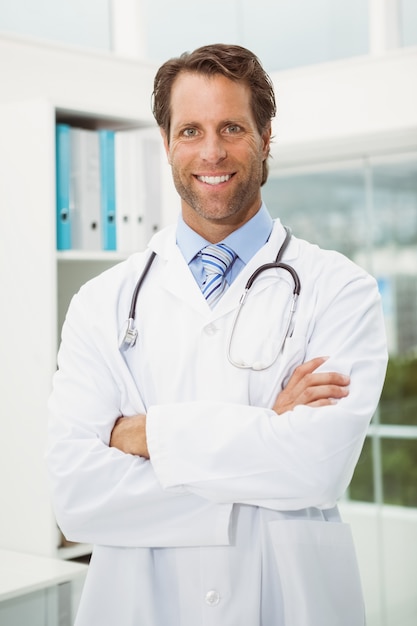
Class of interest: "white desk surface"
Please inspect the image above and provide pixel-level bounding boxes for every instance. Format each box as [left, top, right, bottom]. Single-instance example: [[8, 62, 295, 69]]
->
[[0, 549, 88, 602]]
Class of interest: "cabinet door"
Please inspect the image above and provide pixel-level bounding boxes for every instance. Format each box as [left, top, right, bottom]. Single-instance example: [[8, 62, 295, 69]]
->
[[0, 584, 76, 626], [0, 100, 58, 556]]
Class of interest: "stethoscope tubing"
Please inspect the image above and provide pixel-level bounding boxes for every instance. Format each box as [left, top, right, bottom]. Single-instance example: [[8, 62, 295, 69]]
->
[[227, 257, 300, 370], [120, 227, 301, 362], [244, 261, 300, 294], [128, 251, 156, 321]]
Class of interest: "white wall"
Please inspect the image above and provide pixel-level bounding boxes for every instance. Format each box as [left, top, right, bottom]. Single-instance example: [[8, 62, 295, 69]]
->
[[0, 33, 156, 123], [270, 47, 417, 168]]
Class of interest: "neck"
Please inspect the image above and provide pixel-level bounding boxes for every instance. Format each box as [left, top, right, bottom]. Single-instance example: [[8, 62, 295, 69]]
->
[[182, 203, 262, 243]]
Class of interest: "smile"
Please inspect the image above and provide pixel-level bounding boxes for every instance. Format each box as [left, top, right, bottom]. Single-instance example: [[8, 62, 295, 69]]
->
[[196, 174, 232, 185]]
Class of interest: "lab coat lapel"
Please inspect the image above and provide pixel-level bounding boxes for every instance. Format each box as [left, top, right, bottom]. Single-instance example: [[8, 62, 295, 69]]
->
[[149, 227, 209, 315]]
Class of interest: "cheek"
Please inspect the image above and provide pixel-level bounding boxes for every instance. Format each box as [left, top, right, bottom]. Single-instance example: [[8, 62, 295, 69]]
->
[[167, 142, 190, 169], [244, 143, 267, 175], [241, 135, 266, 159]]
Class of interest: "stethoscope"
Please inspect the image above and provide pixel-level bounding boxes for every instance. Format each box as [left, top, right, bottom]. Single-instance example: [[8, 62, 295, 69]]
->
[[119, 227, 301, 371]]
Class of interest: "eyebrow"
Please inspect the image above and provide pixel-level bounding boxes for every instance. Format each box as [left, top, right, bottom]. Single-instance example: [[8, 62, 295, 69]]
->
[[173, 117, 249, 131]]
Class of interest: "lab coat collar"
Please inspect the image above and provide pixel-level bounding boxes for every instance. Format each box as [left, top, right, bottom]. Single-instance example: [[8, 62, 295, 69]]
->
[[147, 220, 299, 319]]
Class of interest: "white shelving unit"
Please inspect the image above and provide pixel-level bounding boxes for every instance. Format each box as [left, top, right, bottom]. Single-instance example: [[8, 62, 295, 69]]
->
[[0, 34, 173, 562]]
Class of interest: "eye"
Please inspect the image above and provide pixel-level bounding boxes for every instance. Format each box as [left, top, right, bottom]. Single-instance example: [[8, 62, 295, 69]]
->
[[183, 127, 198, 137], [225, 124, 242, 134]]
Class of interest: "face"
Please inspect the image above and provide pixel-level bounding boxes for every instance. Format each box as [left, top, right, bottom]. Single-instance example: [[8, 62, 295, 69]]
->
[[161, 72, 271, 240]]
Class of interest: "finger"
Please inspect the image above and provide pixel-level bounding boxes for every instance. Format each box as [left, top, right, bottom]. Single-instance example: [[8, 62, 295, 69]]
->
[[302, 372, 350, 388], [285, 356, 330, 389], [305, 398, 339, 408], [285, 373, 349, 407], [301, 383, 350, 405]]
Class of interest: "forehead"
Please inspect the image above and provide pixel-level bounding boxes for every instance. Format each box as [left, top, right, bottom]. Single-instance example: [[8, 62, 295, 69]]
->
[[169, 72, 254, 127]]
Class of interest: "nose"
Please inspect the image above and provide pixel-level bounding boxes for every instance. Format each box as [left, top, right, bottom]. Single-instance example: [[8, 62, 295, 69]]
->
[[200, 132, 227, 163]]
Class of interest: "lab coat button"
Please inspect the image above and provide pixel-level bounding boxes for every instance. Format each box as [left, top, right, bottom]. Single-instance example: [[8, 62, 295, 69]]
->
[[205, 590, 220, 606], [204, 323, 217, 335]]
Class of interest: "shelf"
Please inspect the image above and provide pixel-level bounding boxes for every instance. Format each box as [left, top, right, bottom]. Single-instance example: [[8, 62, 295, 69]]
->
[[57, 250, 129, 262], [55, 107, 153, 132], [57, 543, 92, 561]]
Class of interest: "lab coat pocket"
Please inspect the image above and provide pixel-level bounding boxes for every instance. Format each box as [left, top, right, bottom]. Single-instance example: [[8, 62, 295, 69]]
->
[[268, 519, 365, 626]]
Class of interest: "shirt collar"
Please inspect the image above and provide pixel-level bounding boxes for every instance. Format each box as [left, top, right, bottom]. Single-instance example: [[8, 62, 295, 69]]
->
[[176, 203, 273, 264]]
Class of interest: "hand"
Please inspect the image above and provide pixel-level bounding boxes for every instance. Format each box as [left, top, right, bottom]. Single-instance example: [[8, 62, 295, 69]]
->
[[109, 414, 149, 459], [273, 356, 350, 415]]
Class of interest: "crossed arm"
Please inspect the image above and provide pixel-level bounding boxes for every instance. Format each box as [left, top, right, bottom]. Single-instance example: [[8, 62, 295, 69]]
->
[[110, 356, 350, 459]]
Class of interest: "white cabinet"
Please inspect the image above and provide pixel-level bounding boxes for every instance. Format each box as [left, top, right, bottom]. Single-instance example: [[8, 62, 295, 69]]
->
[[0, 549, 87, 625], [0, 99, 60, 558], [0, 34, 177, 560]]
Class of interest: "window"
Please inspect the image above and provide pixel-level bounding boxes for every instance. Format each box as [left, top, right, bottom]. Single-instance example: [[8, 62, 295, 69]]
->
[[241, 0, 369, 71], [263, 153, 417, 507], [0, 0, 111, 50], [401, 0, 417, 47], [141, 0, 369, 72]]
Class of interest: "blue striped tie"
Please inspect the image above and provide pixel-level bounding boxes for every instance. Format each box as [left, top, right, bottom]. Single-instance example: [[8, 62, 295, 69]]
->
[[201, 243, 236, 308]]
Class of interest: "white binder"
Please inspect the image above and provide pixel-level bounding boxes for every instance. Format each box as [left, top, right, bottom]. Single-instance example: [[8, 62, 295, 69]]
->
[[115, 127, 171, 254], [70, 128, 102, 251], [115, 129, 147, 254]]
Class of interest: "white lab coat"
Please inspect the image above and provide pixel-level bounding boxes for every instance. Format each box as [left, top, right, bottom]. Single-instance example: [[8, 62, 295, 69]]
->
[[47, 219, 387, 626]]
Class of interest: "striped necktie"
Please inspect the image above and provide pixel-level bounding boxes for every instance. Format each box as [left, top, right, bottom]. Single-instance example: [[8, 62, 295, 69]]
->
[[200, 243, 236, 308]]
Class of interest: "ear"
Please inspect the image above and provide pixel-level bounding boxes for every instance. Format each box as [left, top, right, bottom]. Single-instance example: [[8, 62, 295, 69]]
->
[[261, 123, 272, 160], [160, 127, 171, 164]]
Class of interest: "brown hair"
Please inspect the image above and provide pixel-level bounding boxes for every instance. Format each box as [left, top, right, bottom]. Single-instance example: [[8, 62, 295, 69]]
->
[[152, 43, 276, 185]]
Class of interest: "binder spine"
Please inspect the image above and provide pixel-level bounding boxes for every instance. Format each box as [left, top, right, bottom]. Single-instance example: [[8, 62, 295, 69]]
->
[[99, 130, 117, 251], [70, 128, 101, 251], [55, 124, 71, 250], [143, 134, 162, 242]]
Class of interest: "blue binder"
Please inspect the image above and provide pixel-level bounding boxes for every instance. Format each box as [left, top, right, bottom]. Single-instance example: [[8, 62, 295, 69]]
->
[[99, 129, 117, 251], [55, 124, 72, 250]]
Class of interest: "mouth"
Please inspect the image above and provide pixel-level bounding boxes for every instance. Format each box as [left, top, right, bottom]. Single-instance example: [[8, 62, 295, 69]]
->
[[196, 174, 234, 186]]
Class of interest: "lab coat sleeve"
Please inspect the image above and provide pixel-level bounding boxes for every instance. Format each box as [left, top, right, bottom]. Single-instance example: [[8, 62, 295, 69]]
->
[[46, 286, 232, 548], [146, 268, 388, 510]]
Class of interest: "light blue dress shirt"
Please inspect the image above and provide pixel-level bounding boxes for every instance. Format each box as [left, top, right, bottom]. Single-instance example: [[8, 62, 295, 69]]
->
[[176, 203, 273, 289]]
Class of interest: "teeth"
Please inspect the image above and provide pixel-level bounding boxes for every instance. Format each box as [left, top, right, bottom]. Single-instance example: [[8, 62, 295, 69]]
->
[[198, 174, 231, 185]]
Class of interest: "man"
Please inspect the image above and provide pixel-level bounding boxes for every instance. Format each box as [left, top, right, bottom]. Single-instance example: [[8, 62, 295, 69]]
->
[[47, 44, 387, 625]]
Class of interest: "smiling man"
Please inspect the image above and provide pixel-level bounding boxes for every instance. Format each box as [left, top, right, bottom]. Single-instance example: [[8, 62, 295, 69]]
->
[[163, 72, 269, 237], [47, 44, 387, 625]]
